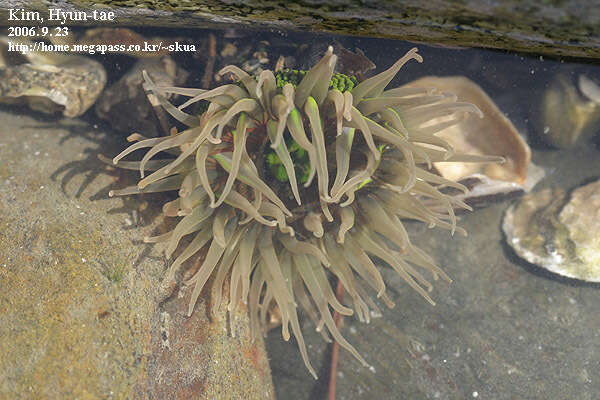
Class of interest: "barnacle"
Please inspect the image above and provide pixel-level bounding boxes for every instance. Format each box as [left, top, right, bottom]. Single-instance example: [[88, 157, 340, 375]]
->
[[109, 46, 502, 378]]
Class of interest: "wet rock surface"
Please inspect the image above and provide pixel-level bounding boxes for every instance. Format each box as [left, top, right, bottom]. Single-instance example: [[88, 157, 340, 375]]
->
[[0, 108, 273, 399], [2, 0, 600, 59]]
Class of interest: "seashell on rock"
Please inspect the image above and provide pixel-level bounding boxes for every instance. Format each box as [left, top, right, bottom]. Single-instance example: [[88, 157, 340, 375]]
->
[[579, 75, 600, 104], [538, 73, 600, 149], [0, 37, 106, 118], [503, 180, 600, 282], [405, 76, 542, 206]]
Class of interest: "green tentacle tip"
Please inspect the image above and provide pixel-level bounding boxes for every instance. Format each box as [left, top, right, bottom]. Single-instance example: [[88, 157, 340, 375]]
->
[[357, 177, 373, 190]]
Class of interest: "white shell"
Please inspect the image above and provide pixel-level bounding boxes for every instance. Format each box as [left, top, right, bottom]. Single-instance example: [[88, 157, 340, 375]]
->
[[503, 180, 600, 282]]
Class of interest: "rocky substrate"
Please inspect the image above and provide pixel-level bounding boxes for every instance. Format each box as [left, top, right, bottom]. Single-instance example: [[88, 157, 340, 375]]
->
[[0, 108, 274, 399]]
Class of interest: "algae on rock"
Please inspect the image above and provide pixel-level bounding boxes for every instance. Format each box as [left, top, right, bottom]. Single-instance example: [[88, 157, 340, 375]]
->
[[0, 109, 274, 399]]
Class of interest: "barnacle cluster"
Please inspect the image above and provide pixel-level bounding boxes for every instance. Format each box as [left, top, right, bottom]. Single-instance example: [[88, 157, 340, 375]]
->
[[110, 46, 501, 378]]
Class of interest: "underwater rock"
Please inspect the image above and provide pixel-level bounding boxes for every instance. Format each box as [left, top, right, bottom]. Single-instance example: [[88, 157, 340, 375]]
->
[[0, 38, 106, 118], [215, 40, 271, 78], [503, 181, 600, 282], [405, 76, 541, 206], [220, 42, 238, 58], [538, 74, 600, 149], [96, 56, 189, 136], [0, 109, 274, 398]]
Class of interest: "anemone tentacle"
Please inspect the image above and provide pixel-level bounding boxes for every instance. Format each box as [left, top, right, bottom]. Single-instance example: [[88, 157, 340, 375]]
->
[[109, 46, 500, 379]]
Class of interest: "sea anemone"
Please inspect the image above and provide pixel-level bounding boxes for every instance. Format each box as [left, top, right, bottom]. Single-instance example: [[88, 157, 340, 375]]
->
[[109, 46, 501, 378]]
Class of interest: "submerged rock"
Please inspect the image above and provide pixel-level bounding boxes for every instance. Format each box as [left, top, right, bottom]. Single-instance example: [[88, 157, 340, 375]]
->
[[95, 56, 189, 136], [0, 110, 273, 399], [0, 38, 106, 118], [503, 180, 600, 282]]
